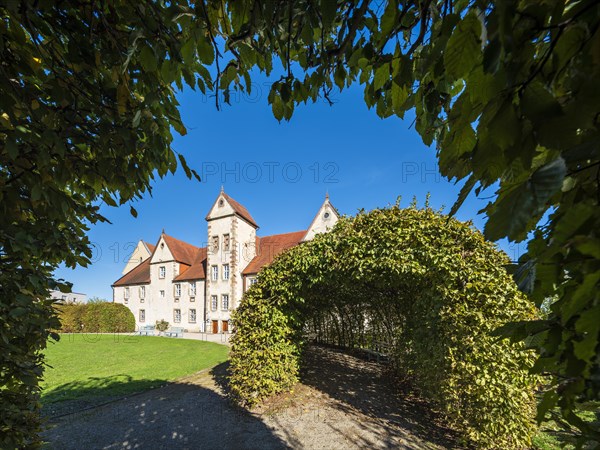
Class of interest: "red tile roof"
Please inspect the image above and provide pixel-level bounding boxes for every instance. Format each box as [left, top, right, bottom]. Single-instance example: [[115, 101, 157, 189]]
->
[[222, 193, 258, 228], [242, 230, 306, 275], [162, 234, 200, 266], [112, 258, 151, 286], [174, 247, 207, 281], [206, 193, 259, 228], [144, 242, 156, 253]]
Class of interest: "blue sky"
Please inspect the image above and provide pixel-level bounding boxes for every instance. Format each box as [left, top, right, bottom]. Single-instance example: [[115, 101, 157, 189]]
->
[[56, 77, 522, 300]]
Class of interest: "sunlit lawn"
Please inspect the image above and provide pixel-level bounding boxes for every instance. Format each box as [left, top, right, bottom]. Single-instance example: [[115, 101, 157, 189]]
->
[[42, 334, 228, 406]]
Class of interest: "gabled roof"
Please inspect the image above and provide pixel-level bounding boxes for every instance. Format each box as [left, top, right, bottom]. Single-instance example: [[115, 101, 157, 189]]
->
[[161, 234, 200, 266], [174, 247, 208, 281], [242, 230, 306, 275], [301, 195, 340, 242], [112, 258, 151, 286], [223, 193, 258, 228], [205, 192, 259, 228]]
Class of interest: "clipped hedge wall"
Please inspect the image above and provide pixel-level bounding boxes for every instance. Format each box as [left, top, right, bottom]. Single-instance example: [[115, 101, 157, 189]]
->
[[56, 302, 135, 333], [230, 203, 539, 448]]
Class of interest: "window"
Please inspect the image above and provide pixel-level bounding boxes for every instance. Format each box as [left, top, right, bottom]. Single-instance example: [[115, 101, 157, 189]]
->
[[250, 278, 258, 286], [160, 290, 165, 298], [173, 309, 181, 323], [159, 266, 166, 279], [189, 282, 196, 296], [139, 286, 145, 299], [174, 283, 181, 297], [139, 309, 145, 322], [189, 309, 196, 323], [222, 294, 229, 311], [223, 234, 230, 252], [211, 265, 218, 281], [223, 264, 230, 280], [124, 287, 130, 299], [212, 235, 219, 252], [211, 295, 217, 311]]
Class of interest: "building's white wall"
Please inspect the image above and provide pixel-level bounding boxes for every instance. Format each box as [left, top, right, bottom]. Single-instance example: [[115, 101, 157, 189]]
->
[[302, 200, 339, 242], [233, 217, 256, 309], [206, 215, 235, 332], [114, 278, 206, 332], [170, 279, 206, 332], [50, 290, 88, 303], [150, 236, 174, 264], [122, 241, 152, 275]]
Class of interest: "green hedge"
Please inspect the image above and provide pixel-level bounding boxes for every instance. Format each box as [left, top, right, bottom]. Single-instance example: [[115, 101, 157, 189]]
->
[[230, 203, 539, 448], [56, 302, 135, 333]]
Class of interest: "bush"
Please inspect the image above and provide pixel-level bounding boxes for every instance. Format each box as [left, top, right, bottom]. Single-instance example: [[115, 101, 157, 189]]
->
[[155, 319, 169, 331], [230, 203, 539, 448], [56, 302, 135, 333]]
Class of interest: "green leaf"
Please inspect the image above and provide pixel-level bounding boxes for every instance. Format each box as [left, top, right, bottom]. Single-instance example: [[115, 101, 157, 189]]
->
[[320, 0, 337, 29], [139, 45, 157, 72], [562, 271, 600, 324], [485, 157, 566, 241], [444, 13, 482, 80], [198, 36, 215, 65], [132, 110, 142, 128], [178, 153, 192, 179], [129, 205, 138, 218], [448, 175, 476, 217], [373, 63, 389, 90], [271, 94, 284, 121], [537, 390, 559, 423]]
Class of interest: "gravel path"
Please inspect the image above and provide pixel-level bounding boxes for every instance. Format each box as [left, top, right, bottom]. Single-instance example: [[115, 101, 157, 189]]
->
[[43, 346, 460, 449]]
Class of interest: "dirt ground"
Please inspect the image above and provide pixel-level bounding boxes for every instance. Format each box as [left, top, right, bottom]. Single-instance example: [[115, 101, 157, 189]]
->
[[42, 346, 460, 449]]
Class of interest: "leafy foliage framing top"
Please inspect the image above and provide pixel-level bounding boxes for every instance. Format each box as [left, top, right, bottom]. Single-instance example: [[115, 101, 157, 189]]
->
[[1, 0, 599, 445], [230, 203, 539, 448]]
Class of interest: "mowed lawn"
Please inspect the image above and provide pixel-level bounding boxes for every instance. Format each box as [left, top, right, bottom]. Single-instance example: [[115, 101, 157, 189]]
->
[[42, 334, 228, 406]]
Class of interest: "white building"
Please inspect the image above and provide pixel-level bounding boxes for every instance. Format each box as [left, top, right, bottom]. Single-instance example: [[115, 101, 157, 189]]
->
[[112, 190, 339, 333], [50, 290, 88, 304]]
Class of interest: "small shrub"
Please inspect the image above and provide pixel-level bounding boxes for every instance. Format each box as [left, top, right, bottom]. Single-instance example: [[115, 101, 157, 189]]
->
[[155, 319, 169, 331]]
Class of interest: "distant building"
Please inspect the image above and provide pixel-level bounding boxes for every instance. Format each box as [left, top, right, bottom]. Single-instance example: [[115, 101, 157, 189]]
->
[[112, 189, 339, 333], [50, 290, 88, 304]]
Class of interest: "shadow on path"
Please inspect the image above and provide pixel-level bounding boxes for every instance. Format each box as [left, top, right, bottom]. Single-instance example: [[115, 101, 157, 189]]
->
[[42, 369, 291, 450], [298, 345, 462, 449]]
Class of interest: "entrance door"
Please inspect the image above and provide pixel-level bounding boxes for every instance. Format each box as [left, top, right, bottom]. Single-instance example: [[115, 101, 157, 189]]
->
[[222, 320, 228, 333], [212, 320, 218, 334]]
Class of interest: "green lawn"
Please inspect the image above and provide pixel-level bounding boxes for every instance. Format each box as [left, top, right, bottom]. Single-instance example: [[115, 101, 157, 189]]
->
[[42, 334, 228, 407]]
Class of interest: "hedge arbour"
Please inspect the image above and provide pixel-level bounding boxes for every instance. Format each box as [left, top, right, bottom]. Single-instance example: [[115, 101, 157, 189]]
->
[[230, 202, 539, 448]]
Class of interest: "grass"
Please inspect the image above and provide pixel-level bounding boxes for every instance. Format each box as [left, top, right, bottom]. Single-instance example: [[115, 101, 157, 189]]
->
[[533, 406, 599, 449], [42, 334, 228, 407]]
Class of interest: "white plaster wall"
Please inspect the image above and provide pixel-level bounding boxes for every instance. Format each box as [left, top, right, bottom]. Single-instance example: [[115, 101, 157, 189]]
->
[[205, 215, 235, 331], [302, 200, 339, 242]]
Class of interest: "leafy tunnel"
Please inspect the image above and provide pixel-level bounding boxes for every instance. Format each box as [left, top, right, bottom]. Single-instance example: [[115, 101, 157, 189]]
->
[[229, 201, 539, 448]]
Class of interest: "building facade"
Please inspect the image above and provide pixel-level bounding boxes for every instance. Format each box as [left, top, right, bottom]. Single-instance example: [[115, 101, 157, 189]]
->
[[112, 190, 339, 333], [50, 290, 88, 304]]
